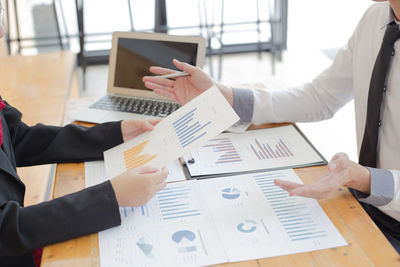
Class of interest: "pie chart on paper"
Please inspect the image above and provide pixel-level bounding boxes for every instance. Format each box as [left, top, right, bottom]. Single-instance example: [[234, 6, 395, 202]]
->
[[221, 188, 241, 200]]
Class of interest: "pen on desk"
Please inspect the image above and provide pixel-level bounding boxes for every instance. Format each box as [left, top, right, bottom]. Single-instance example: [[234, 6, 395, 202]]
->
[[155, 71, 189, 79]]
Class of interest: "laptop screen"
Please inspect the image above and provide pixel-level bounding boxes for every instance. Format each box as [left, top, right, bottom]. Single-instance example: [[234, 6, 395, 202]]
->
[[114, 38, 198, 91]]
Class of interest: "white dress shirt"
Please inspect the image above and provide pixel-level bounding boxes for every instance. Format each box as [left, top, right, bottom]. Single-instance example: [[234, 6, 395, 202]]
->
[[232, 2, 400, 222]]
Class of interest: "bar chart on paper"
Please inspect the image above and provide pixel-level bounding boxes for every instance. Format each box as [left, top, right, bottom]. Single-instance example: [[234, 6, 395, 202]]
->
[[253, 172, 327, 242], [250, 138, 293, 160], [156, 184, 202, 221], [173, 108, 212, 148], [123, 140, 158, 170], [121, 206, 150, 219], [186, 125, 326, 177], [202, 137, 242, 164]]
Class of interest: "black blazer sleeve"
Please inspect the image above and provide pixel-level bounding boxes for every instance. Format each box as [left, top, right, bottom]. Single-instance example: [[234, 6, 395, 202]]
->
[[2, 102, 124, 167], [0, 101, 123, 258], [0, 178, 121, 256]]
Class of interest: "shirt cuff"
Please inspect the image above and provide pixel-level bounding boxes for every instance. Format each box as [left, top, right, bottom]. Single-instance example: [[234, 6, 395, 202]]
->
[[355, 167, 395, 206], [232, 88, 254, 122]]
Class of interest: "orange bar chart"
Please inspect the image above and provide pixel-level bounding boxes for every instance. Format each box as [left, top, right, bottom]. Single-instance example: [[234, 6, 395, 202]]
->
[[123, 140, 158, 169]]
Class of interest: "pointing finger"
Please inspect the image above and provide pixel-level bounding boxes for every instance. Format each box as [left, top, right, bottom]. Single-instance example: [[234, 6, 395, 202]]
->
[[274, 179, 303, 192], [142, 76, 175, 87], [290, 183, 330, 199], [144, 81, 173, 92], [148, 66, 176, 75], [173, 59, 197, 75]]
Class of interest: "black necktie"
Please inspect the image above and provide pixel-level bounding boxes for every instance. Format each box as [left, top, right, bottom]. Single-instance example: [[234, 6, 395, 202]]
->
[[359, 22, 400, 168]]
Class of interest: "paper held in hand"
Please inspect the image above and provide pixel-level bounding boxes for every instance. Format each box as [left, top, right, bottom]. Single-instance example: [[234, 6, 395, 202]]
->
[[103, 86, 240, 178]]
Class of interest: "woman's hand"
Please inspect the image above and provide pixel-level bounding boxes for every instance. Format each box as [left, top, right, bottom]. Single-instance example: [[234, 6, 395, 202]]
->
[[110, 166, 168, 207], [121, 119, 160, 142]]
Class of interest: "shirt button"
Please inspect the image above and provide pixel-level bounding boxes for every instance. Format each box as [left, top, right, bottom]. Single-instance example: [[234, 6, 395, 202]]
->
[[378, 120, 382, 127]]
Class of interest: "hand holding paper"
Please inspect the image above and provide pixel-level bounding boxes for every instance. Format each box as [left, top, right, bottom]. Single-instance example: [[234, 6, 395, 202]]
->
[[104, 86, 240, 178]]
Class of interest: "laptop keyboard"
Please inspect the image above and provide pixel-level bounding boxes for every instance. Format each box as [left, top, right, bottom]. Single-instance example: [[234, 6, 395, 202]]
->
[[89, 95, 181, 117]]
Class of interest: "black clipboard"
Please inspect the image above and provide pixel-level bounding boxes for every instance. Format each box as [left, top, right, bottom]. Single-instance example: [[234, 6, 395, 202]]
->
[[182, 124, 328, 180]]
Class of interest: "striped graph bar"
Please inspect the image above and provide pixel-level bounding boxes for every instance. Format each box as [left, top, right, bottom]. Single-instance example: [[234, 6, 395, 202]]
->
[[157, 185, 201, 220], [253, 172, 327, 241], [172, 108, 212, 148], [123, 140, 158, 169], [250, 138, 294, 160], [121, 206, 149, 218], [203, 137, 242, 164]]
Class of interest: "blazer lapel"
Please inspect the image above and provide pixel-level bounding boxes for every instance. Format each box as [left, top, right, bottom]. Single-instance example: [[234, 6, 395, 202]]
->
[[0, 112, 22, 185]]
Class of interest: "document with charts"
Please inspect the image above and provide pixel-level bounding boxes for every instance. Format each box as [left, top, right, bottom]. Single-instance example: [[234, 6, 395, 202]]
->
[[185, 125, 327, 177], [94, 169, 346, 267], [98, 181, 227, 267], [198, 169, 346, 262], [103, 85, 239, 178]]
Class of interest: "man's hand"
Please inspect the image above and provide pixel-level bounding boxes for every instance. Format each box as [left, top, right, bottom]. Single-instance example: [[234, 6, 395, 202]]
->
[[121, 119, 160, 142], [142, 59, 233, 106], [110, 166, 168, 207], [274, 152, 371, 200], [142, 59, 213, 104]]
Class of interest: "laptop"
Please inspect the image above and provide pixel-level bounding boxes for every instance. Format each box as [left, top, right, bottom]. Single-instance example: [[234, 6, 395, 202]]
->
[[71, 31, 206, 123]]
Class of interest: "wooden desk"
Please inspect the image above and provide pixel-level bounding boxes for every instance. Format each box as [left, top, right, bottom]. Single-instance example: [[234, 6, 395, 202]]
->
[[42, 124, 400, 266], [0, 51, 77, 206]]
